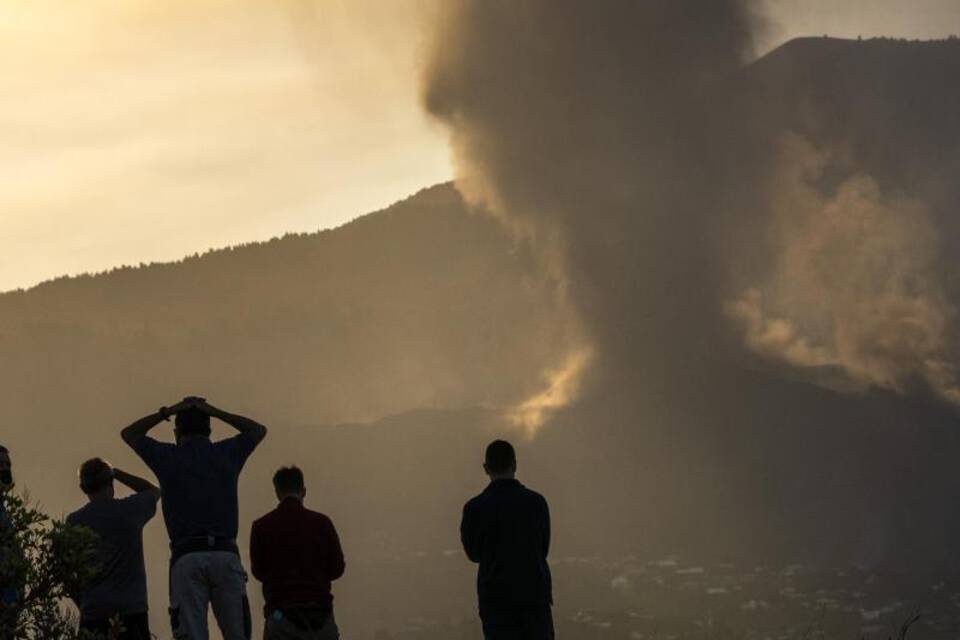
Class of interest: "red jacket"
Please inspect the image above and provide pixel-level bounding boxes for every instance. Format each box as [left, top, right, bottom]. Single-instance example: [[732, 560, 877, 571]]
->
[[249, 497, 345, 614]]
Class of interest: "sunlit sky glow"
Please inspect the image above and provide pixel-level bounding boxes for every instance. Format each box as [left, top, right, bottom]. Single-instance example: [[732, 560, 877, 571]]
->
[[0, 0, 956, 292]]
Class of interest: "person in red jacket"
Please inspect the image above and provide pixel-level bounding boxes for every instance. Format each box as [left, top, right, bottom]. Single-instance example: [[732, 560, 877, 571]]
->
[[250, 466, 345, 640]]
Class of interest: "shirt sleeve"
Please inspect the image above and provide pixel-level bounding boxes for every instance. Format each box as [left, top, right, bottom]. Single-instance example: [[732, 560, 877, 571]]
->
[[460, 499, 483, 563], [128, 436, 172, 477], [219, 433, 261, 471], [323, 517, 345, 581], [541, 495, 551, 559], [121, 492, 159, 526], [249, 520, 266, 583]]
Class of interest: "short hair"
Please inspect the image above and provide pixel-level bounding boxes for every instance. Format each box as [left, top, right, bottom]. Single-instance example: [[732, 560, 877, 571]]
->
[[273, 466, 305, 496], [0, 445, 8, 455], [79, 458, 113, 494], [485, 440, 516, 473], [175, 408, 211, 438]]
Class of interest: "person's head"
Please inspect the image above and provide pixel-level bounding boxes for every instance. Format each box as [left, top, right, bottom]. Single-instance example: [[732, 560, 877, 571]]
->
[[483, 440, 517, 480], [174, 408, 211, 443], [273, 466, 306, 502], [79, 458, 115, 500], [0, 445, 12, 492]]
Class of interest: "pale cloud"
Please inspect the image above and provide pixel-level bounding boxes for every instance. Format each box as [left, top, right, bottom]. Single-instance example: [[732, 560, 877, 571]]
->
[[0, 0, 449, 291], [728, 133, 960, 403]]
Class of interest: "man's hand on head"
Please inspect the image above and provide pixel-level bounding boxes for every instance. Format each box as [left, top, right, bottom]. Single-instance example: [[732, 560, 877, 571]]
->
[[192, 398, 224, 418], [165, 397, 206, 415]]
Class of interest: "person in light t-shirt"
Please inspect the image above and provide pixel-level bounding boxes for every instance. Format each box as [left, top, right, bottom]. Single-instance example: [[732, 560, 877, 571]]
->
[[66, 458, 160, 640]]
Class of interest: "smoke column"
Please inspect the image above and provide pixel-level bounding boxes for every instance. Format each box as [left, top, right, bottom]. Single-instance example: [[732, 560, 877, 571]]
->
[[422, 0, 764, 417], [422, 3, 960, 563], [423, 2, 960, 424]]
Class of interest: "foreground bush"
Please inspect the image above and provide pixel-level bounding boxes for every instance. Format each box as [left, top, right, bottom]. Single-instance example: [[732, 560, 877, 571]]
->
[[0, 492, 99, 640]]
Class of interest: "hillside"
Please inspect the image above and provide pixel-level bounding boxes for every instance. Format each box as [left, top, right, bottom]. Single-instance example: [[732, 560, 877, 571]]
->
[[0, 183, 580, 637], [0, 182, 571, 434]]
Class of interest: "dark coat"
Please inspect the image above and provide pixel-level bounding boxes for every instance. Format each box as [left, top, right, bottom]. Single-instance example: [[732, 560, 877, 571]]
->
[[461, 479, 552, 611]]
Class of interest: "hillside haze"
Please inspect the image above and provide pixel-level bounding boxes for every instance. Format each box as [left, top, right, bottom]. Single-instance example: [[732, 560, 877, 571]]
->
[[5, 36, 960, 639], [0, 183, 570, 430], [0, 183, 574, 636]]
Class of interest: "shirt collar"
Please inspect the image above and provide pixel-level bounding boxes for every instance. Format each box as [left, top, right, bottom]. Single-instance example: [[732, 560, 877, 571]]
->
[[486, 478, 522, 491], [279, 496, 304, 509]]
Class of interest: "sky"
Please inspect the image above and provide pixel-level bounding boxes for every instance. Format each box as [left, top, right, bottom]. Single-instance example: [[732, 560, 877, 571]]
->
[[0, 0, 957, 292]]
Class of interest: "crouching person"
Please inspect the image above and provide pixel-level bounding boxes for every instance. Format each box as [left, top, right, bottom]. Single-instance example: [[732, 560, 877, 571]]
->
[[66, 458, 160, 640], [251, 467, 345, 640]]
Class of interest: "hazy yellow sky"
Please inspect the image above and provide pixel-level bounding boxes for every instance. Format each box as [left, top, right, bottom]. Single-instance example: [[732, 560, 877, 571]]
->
[[765, 0, 960, 47], [0, 0, 446, 291], [0, 0, 957, 292]]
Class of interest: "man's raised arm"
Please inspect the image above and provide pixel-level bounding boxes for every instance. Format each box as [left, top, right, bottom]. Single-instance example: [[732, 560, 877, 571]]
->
[[112, 468, 160, 498], [120, 399, 192, 447], [201, 402, 268, 443], [120, 411, 167, 448]]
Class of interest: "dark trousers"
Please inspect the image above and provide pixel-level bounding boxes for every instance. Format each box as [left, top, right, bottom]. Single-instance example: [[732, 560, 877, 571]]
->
[[480, 605, 554, 640], [80, 611, 151, 640]]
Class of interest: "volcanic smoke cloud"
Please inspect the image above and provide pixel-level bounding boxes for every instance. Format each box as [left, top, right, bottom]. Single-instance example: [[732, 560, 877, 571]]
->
[[423, 1, 960, 421], [728, 133, 959, 403], [422, 0, 764, 418]]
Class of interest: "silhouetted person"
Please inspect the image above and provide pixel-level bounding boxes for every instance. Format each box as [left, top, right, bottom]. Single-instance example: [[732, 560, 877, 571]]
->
[[250, 466, 344, 640], [0, 445, 18, 614], [122, 397, 268, 640], [66, 458, 160, 640], [0, 447, 11, 496], [461, 440, 554, 640]]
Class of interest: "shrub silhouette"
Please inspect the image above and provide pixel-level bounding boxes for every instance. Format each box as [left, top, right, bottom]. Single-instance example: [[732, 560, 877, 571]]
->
[[0, 492, 101, 639]]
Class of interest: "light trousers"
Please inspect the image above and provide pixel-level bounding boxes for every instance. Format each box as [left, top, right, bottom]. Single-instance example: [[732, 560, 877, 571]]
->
[[169, 551, 251, 640]]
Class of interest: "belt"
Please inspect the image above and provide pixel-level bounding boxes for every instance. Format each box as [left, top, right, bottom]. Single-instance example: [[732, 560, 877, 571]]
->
[[170, 535, 239, 566]]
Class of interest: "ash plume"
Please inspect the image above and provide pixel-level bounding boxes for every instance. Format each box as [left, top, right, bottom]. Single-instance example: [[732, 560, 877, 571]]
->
[[422, 3, 960, 421], [421, 4, 960, 561], [728, 133, 960, 404], [422, 0, 765, 422]]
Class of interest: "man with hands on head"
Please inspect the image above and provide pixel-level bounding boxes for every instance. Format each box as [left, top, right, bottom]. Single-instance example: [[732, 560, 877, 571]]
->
[[66, 458, 160, 640], [122, 396, 268, 640]]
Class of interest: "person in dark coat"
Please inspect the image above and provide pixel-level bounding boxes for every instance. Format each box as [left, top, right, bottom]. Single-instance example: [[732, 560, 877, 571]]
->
[[461, 440, 554, 640]]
